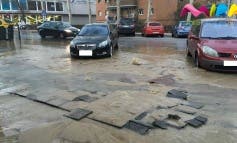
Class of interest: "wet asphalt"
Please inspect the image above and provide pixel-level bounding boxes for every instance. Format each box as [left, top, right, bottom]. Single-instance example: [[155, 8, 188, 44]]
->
[[0, 30, 237, 143]]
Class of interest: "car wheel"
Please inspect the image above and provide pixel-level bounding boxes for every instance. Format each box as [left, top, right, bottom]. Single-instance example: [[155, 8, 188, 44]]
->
[[175, 32, 179, 38], [59, 32, 65, 39], [160, 34, 164, 38], [194, 52, 200, 67], [39, 31, 45, 38], [186, 43, 192, 57], [132, 32, 135, 36], [144, 33, 147, 37], [109, 45, 113, 57], [70, 54, 77, 59]]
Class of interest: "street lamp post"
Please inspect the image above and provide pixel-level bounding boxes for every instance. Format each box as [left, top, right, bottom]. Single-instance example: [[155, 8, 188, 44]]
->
[[116, 0, 120, 24], [87, 0, 92, 23], [67, 0, 72, 24], [147, 0, 152, 22]]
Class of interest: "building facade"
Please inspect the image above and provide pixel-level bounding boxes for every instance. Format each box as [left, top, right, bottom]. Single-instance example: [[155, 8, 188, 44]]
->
[[0, 0, 96, 25], [96, 0, 185, 26], [96, 0, 214, 26]]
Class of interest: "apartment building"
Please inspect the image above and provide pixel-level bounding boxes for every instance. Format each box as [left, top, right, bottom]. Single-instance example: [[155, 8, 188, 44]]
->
[[0, 0, 96, 25], [96, 0, 210, 26]]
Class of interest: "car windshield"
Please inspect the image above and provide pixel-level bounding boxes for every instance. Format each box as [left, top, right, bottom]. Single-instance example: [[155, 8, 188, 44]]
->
[[79, 25, 109, 36], [201, 20, 237, 39], [62, 22, 71, 28]]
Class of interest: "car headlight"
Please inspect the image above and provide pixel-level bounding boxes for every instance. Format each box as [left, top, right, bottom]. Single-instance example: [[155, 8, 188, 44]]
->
[[98, 40, 109, 47], [202, 46, 219, 57], [65, 29, 72, 33]]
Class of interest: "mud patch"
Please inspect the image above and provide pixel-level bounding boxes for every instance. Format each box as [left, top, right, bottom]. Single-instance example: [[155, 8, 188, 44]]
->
[[148, 74, 176, 86]]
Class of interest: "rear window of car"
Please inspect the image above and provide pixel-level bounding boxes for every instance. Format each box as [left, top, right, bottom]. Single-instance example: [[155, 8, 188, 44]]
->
[[180, 22, 192, 27], [79, 25, 109, 36], [149, 23, 161, 26], [201, 20, 237, 38], [120, 19, 134, 25]]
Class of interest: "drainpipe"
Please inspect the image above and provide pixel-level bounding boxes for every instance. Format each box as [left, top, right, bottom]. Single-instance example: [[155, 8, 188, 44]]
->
[[116, 0, 120, 24], [87, 0, 92, 23], [147, 0, 151, 22], [186, 0, 193, 21], [67, 0, 72, 24]]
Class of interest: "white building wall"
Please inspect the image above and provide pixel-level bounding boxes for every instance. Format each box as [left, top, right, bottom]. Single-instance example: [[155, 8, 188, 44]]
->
[[70, 0, 96, 25]]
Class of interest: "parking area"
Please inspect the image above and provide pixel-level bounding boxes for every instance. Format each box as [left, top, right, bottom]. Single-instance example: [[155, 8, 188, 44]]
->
[[0, 31, 237, 143]]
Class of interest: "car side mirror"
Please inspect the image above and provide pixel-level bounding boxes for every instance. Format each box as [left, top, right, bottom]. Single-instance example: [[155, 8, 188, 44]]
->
[[190, 34, 199, 40]]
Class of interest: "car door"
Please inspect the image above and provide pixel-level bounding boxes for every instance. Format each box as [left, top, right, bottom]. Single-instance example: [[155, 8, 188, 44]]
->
[[47, 22, 56, 36], [40, 22, 51, 36], [53, 22, 61, 36]]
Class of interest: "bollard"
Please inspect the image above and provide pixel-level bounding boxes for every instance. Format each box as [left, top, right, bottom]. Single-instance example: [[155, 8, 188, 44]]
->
[[5, 27, 9, 40]]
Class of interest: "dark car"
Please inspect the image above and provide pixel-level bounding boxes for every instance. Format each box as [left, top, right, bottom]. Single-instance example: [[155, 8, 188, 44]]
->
[[70, 23, 118, 58], [187, 18, 237, 72], [37, 21, 79, 38], [118, 18, 135, 36], [172, 21, 192, 38]]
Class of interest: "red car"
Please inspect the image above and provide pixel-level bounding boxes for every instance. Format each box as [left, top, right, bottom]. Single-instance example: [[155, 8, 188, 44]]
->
[[187, 18, 237, 71], [142, 22, 165, 37]]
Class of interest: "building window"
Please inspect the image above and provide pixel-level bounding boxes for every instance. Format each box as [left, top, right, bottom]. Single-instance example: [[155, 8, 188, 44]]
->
[[2, 0, 10, 10], [11, 0, 19, 10], [55, 15, 62, 21], [138, 9, 144, 15], [47, 2, 55, 11], [19, 0, 27, 10], [98, 11, 102, 16], [56, 2, 63, 11], [28, 1, 37, 10], [37, 1, 42, 10], [151, 8, 154, 15]]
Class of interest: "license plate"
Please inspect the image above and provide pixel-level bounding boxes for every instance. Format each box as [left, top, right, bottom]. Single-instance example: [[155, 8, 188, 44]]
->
[[153, 32, 159, 34], [79, 50, 92, 56], [224, 61, 237, 66]]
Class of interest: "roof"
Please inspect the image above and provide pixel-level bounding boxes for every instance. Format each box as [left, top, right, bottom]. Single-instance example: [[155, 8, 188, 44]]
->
[[201, 18, 237, 22], [85, 23, 109, 26]]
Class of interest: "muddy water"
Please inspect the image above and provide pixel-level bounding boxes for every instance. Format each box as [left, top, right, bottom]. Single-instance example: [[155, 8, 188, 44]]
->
[[0, 32, 237, 143]]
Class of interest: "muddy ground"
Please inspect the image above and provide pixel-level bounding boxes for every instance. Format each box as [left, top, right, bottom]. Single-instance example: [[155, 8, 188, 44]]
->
[[0, 31, 236, 143]]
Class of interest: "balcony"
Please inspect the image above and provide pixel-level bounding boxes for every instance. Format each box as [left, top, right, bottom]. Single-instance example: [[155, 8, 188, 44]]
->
[[108, 0, 137, 9]]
